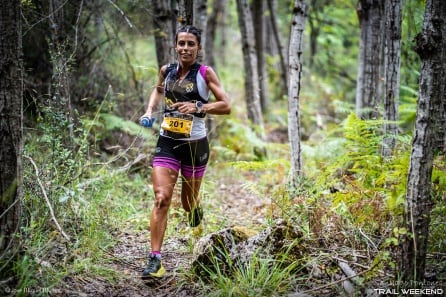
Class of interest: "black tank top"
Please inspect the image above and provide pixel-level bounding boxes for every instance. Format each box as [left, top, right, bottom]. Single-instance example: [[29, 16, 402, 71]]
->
[[163, 62, 208, 118]]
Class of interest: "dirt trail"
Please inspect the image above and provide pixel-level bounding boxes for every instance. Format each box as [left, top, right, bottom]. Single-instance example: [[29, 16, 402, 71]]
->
[[56, 171, 270, 296]]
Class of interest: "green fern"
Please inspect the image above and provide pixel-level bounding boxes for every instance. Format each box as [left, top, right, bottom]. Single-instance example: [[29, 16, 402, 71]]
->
[[218, 118, 267, 161], [99, 113, 155, 140], [307, 113, 413, 232]]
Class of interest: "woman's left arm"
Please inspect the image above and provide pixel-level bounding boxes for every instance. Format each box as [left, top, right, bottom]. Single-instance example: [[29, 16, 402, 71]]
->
[[203, 67, 231, 115]]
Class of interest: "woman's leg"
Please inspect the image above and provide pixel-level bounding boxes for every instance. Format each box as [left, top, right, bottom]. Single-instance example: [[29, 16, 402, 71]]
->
[[179, 138, 209, 212], [150, 166, 179, 252], [180, 176, 203, 212]]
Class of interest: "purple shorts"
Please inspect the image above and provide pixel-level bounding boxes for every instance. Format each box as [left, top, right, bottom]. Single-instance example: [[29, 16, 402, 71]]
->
[[153, 136, 209, 178]]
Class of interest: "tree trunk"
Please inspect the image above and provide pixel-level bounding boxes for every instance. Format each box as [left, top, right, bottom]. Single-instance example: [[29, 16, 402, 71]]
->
[[0, 0, 23, 279], [252, 0, 269, 113], [206, 0, 227, 69], [399, 0, 446, 285], [176, 0, 194, 27], [307, 0, 330, 67], [288, 0, 307, 183], [193, 0, 208, 63], [307, 1, 319, 68], [217, 1, 229, 67], [355, 0, 385, 119], [151, 0, 176, 67], [382, 0, 402, 156], [267, 0, 288, 92], [439, 98, 446, 153], [236, 0, 265, 136], [264, 7, 277, 58]]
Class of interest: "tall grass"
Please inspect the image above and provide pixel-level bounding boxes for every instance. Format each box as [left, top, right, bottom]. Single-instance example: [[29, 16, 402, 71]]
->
[[196, 249, 306, 297]]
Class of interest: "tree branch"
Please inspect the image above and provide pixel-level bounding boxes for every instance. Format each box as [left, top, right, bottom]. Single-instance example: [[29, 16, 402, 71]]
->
[[24, 155, 70, 241]]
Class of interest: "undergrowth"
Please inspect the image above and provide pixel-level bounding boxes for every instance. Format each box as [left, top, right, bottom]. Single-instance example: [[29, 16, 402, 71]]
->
[[17, 98, 155, 295], [16, 102, 446, 296], [195, 250, 306, 297], [185, 112, 446, 295]]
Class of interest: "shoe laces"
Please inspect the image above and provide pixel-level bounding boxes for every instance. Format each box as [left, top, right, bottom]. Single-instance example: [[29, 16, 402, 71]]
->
[[147, 255, 159, 270]]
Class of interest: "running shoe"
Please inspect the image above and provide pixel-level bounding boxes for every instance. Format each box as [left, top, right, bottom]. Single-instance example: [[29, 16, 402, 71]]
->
[[188, 206, 203, 227], [142, 254, 166, 278]]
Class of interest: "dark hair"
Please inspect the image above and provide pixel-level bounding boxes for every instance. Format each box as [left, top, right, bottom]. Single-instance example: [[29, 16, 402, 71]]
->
[[175, 25, 202, 45]]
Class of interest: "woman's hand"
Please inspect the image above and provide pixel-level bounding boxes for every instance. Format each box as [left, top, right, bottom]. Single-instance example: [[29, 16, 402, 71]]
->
[[140, 111, 152, 122], [171, 101, 197, 114]]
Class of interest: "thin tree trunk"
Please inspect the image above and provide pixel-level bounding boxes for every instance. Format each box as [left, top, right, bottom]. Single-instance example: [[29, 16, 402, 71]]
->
[[288, 0, 307, 183], [399, 0, 446, 285], [217, 1, 229, 66], [236, 0, 265, 136], [252, 0, 268, 112], [206, 0, 226, 69], [267, 0, 288, 91], [264, 9, 276, 57], [0, 0, 23, 279], [307, 1, 319, 67], [355, 0, 385, 119], [307, 0, 330, 67], [382, 0, 402, 156]]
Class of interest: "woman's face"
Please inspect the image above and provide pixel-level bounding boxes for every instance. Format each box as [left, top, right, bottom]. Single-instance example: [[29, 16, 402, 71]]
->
[[175, 32, 200, 65]]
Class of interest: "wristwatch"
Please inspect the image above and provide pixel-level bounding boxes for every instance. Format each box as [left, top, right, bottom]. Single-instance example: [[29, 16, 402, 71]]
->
[[195, 101, 203, 113]]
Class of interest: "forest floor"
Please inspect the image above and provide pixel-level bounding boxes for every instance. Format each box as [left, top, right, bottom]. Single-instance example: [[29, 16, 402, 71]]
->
[[54, 169, 270, 297], [50, 128, 446, 296], [53, 169, 446, 297]]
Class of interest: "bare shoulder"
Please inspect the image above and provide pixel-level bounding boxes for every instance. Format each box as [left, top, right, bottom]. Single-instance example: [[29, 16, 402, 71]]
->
[[204, 66, 221, 83], [159, 64, 168, 76]]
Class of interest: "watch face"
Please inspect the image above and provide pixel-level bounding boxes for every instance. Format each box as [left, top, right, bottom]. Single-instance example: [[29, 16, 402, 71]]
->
[[196, 101, 203, 112]]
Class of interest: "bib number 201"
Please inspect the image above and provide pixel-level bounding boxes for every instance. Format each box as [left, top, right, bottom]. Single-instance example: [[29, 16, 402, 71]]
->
[[168, 119, 185, 129], [161, 114, 193, 138]]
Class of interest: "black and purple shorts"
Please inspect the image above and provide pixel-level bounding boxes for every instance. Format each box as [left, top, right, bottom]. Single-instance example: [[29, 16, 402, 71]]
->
[[152, 136, 209, 178]]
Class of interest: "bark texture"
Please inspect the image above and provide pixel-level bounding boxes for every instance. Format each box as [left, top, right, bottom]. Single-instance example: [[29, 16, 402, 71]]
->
[[287, 0, 307, 182], [252, 0, 268, 112], [400, 0, 446, 284], [382, 0, 402, 156], [205, 0, 227, 69], [152, 0, 176, 67], [267, 0, 288, 92], [0, 0, 23, 276], [236, 0, 265, 135], [193, 0, 208, 63], [355, 0, 385, 119]]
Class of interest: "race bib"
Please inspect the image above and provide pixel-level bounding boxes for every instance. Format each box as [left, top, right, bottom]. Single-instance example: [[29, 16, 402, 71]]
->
[[161, 113, 194, 138]]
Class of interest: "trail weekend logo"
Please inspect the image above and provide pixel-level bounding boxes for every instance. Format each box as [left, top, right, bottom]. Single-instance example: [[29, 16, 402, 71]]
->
[[374, 288, 443, 295]]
